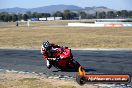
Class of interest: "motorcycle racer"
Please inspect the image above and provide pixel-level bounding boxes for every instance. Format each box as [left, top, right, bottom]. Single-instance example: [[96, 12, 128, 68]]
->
[[41, 41, 73, 69]]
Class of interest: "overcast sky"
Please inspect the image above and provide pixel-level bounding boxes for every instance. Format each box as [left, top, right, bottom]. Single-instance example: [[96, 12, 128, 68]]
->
[[0, 0, 132, 10]]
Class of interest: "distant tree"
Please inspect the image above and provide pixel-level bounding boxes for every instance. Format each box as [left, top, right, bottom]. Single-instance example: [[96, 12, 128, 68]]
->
[[41, 13, 47, 17], [8, 15, 13, 22], [5, 15, 10, 22], [63, 10, 71, 20], [96, 12, 100, 19], [121, 10, 128, 18], [26, 11, 32, 19], [53, 11, 63, 17], [12, 14, 18, 22], [116, 11, 121, 18], [87, 14, 96, 19], [98, 11, 106, 19], [96, 12, 98, 19], [31, 12, 50, 18], [0, 13, 1, 21], [3, 14, 8, 22], [18, 13, 23, 21], [128, 11, 132, 18], [79, 11, 87, 19], [107, 11, 115, 18], [41, 13, 51, 18], [23, 14, 29, 21], [31, 12, 38, 18], [36, 13, 42, 18], [0, 15, 5, 21], [0, 12, 10, 22], [102, 11, 106, 18], [3, 15, 8, 22], [63, 10, 78, 20], [70, 12, 78, 19]]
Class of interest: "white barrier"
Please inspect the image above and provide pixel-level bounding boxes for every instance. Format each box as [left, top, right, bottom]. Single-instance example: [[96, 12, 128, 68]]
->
[[95, 22, 132, 24], [68, 23, 104, 27], [68, 23, 132, 27], [123, 24, 132, 27]]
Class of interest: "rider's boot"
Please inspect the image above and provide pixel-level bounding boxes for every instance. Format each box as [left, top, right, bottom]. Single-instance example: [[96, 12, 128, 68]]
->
[[46, 59, 52, 69]]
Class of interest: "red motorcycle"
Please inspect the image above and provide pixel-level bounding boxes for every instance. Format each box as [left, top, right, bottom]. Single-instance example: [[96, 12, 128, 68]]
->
[[45, 47, 81, 71]]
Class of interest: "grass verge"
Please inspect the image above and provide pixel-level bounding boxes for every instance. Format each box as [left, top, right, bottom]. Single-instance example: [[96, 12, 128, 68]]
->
[[0, 72, 97, 88], [0, 78, 76, 88], [0, 21, 132, 48]]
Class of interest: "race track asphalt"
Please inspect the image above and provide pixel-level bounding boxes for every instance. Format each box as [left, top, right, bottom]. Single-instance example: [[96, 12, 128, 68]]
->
[[0, 49, 132, 77]]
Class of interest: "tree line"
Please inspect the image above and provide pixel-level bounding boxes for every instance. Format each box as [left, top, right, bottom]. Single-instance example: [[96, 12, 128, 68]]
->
[[0, 10, 132, 22]]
